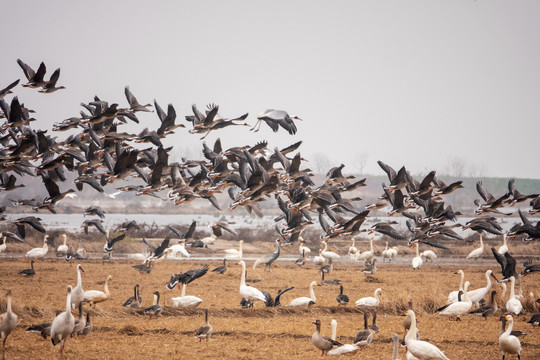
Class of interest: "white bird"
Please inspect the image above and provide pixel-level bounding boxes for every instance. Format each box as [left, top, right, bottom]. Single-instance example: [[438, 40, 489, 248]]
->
[[448, 270, 465, 303], [236, 260, 266, 307], [348, 238, 359, 257], [356, 237, 374, 262], [26, 234, 49, 259], [83, 275, 112, 306], [200, 234, 217, 247], [403, 310, 449, 360], [51, 286, 75, 358], [420, 250, 437, 263], [411, 243, 423, 270], [171, 283, 203, 308], [287, 280, 318, 307], [498, 233, 508, 255], [313, 249, 327, 266], [499, 314, 522, 360], [71, 264, 85, 309], [436, 281, 472, 320], [381, 241, 392, 262], [299, 239, 311, 256], [0, 236, 6, 254], [165, 243, 190, 258], [56, 234, 68, 255], [225, 240, 243, 259], [328, 319, 359, 355], [466, 234, 484, 260], [356, 288, 382, 307], [0, 290, 17, 357], [389, 246, 398, 258], [467, 270, 492, 306], [321, 241, 341, 260], [506, 276, 523, 315]]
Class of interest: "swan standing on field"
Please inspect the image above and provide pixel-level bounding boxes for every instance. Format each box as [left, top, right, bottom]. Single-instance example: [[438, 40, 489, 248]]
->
[[171, 283, 203, 308], [498, 233, 509, 255], [348, 238, 359, 257], [287, 281, 318, 306], [382, 241, 392, 262], [466, 235, 484, 260], [328, 319, 359, 355], [467, 270, 492, 306], [403, 310, 449, 360], [321, 241, 341, 261], [0, 290, 17, 358], [299, 239, 311, 256], [420, 250, 437, 263], [83, 275, 112, 306], [71, 264, 85, 309], [26, 234, 49, 259], [448, 270, 465, 303], [411, 243, 422, 270], [356, 237, 375, 262], [225, 240, 243, 259], [236, 260, 266, 307], [313, 249, 327, 266], [499, 315, 522, 360], [436, 281, 472, 320], [57, 234, 68, 255], [51, 286, 75, 359], [356, 288, 382, 307], [506, 276, 523, 315]]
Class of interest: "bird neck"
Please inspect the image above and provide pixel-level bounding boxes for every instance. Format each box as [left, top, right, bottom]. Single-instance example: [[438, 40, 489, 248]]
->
[[239, 262, 246, 287], [330, 321, 337, 340], [510, 277, 516, 298], [363, 313, 369, 329], [7, 294, 12, 313], [66, 291, 72, 313], [392, 335, 399, 360], [77, 267, 82, 285], [458, 271, 464, 290], [309, 282, 316, 302], [104, 277, 110, 296], [479, 235, 483, 247], [370, 238, 374, 251], [181, 283, 187, 297], [415, 244, 420, 257], [504, 317, 513, 337], [205, 310, 209, 325], [485, 272, 492, 288], [405, 312, 417, 343], [63, 235, 67, 246]]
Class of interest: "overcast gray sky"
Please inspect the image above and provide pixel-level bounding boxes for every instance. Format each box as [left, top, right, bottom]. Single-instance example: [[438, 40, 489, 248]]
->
[[2, 1, 539, 178]]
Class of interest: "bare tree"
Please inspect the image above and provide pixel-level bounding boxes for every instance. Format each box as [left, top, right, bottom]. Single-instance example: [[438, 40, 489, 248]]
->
[[310, 152, 332, 175], [445, 157, 468, 177], [353, 152, 369, 176]]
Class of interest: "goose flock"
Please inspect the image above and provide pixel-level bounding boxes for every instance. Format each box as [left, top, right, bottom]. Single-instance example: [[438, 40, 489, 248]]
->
[[0, 58, 539, 359]]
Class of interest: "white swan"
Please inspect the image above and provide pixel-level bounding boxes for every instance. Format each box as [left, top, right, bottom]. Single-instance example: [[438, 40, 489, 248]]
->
[[171, 283, 203, 308], [404, 310, 449, 360], [389, 246, 398, 258], [0, 236, 6, 253], [506, 276, 523, 315], [437, 281, 472, 320], [467, 270, 492, 306], [165, 243, 190, 258], [51, 286, 75, 358], [225, 240, 243, 259], [448, 270, 465, 303], [420, 250, 437, 263], [57, 234, 68, 255], [287, 280, 318, 306], [348, 238, 358, 257], [498, 233, 508, 255], [499, 314, 521, 359], [83, 275, 112, 305], [321, 241, 341, 260], [299, 239, 311, 256], [313, 249, 327, 266], [26, 234, 49, 259], [236, 260, 266, 306], [381, 241, 392, 262], [0, 290, 17, 357], [466, 235, 484, 260], [200, 234, 217, 247], [71, 264, 85, 309], [328, 319, 359, 355], [356, 237, 374, 262], [355, 288, 382, 307], [411, 243, 422, 270]]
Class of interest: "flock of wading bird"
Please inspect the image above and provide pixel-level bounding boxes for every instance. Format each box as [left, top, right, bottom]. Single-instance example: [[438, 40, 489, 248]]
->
[[1, 58, 540, 359]]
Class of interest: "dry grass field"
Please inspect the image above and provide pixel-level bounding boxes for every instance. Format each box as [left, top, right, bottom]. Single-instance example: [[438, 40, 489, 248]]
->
[[1, 255, 539, 360]]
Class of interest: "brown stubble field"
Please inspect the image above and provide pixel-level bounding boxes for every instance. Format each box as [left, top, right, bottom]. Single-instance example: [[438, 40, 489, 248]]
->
[[1, 257, 539, 360]]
